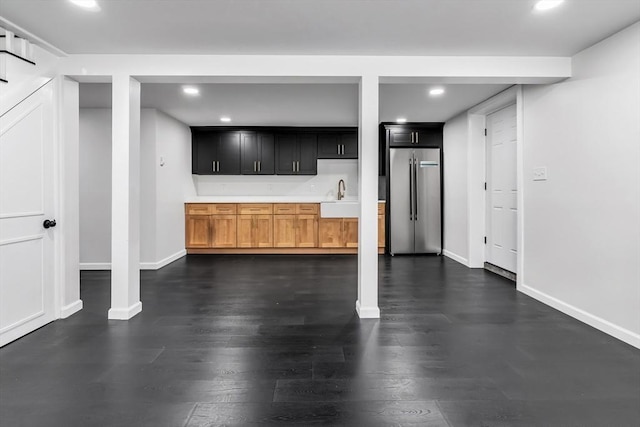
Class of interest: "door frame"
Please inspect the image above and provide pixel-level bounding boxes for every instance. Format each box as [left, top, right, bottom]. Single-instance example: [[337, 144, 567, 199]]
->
[[466, 85, 525, 288]]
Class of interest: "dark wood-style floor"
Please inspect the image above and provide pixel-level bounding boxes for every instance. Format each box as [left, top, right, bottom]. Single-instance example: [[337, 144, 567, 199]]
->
[[1, 255, 639, 426]]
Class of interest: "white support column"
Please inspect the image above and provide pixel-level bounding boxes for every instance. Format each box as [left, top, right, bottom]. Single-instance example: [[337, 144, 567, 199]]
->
[[108, 75, 142, 320], [356, 74, 380, 318]]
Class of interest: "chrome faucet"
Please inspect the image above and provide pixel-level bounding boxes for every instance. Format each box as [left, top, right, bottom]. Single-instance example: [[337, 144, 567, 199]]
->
[[338, 179, 346, 200]]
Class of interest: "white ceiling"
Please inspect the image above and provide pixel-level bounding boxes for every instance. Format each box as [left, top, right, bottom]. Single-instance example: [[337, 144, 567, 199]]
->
[[79, 82, 511, 125], [2, 0, 639, 56]]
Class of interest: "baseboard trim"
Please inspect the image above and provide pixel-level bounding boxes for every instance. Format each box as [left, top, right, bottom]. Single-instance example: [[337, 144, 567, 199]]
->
[[140, 249, 186, 270], [79, 262, 111, 270], [60, 300, 83, 318], [519, 284, 640, 349], [443, 250, 469, 267], [108, 301, 142, 320], [80, 250, 187, 271], [355, 300, 380, 318]]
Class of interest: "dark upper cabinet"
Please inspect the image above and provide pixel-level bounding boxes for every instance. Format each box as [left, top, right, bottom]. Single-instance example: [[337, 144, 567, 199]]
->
[[387, 123, 444, 148], [317, 131, 358, 159], [275, 133, 317, 175], [241, 132, 275, 175], [192, 130, 241, 175], [379, 123, 445, 176]]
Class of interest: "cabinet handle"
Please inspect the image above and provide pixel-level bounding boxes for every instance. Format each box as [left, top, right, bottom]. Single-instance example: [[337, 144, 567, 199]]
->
[[416, 132, 419, 143], [258, 161, 261, 172], [337, 145, 340, 155], [297, 161, 300, 172], [216, 161, 220, 172], [342, 144, 345, 155], [213, 161, 216, 172]]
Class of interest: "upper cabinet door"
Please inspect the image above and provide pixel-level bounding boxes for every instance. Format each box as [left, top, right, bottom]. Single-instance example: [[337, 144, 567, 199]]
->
[[275, 134, 297, 175], [217, 131, 242, 174], [340, 132, 358, 158], [193, 131, 218, 174], [317, 132, 358, 159], [241, 132, 259, 174], [388, 125, 444, 148], [257, 133, 275, 175], [414, 127, 443, 147], [296, 133, 317, 175], [317, 133, 341, 158], [388, 129, 414, 147], [241, 132, 275, 175]]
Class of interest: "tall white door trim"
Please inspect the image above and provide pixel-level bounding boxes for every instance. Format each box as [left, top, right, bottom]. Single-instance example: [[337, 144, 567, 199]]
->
[[485, 103, 518, 274]]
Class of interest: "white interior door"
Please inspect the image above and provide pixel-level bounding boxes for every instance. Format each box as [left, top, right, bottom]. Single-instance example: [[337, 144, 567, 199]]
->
[[0, 82, 56, 347], [486, 104, 517, 273]]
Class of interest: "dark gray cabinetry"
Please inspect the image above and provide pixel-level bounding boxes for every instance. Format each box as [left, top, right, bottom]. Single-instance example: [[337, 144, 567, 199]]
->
[[241, 132, 275, 175], [192, 130, 241, 175], [275, 133, 318, 175], [388, 123, 444, 148], [317, 131, 358, 159]]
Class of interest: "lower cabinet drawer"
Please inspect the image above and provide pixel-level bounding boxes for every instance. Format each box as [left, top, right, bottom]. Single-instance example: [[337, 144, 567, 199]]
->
[[238, 203, 273, 215]]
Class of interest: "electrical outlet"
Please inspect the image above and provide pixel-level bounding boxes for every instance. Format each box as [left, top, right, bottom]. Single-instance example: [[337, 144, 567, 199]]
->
[[533, 167, 547, 181]]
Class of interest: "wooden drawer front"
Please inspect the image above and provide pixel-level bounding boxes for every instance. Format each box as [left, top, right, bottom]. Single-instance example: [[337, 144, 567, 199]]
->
[[185, 203, 211, 215], [211, 204, 237, 215], [238, 203, 273, 215], [378, 203, 385, 215], [296, 203, 319, 215], [273, 204, 296, 215]]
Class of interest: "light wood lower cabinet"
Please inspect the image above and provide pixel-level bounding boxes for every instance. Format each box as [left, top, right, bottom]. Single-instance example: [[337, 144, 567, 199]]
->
[[296, 214, 318, 247], [211, 215, 237, 248], [378, 202, 385, 249], [237, 214, 273, 248], [186, 202, 384, 253], [185, 215, 211, 248], [319, 218, 358, 248]]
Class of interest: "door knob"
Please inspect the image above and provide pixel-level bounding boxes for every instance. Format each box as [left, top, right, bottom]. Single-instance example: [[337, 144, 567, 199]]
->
[[43, 219, 57, 229]]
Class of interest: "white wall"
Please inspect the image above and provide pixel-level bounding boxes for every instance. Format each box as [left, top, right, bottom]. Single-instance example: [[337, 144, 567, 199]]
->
[[80, 108, 194, 268], [154, 110, 195, 265], [442, 113, 469, 265], [79, 109, 112, 266], [195, 159, 358, 200], [139, 109, 157, 264], [520, 23, 640, 347]]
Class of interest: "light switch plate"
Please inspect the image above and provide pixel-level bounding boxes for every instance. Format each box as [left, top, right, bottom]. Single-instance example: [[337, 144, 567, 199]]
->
[[533, 167, 547, 181]]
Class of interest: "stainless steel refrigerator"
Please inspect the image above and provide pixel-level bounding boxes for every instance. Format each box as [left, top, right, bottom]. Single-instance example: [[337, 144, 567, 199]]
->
[[389, 148, 441, 254]]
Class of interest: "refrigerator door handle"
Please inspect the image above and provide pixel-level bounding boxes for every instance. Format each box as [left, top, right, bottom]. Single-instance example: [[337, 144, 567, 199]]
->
[[409, 158, 413, 220], [414, 158, 418, 220]]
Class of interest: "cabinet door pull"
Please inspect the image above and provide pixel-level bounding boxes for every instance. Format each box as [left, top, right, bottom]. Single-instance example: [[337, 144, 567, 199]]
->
[[342, 144, 345, 155], [213, 161, 216, 172], [411, 132, 414, 143], [416, 132, 419, 143], [337, 145, 340, 155], [297, 161, 300, 172], [258, 161, 261, 172], [292, 161, 295, 172], [253, 161, 256, 172]]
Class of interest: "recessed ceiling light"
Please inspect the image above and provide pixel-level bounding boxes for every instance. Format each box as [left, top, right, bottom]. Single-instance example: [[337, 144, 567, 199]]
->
[[429, 88, 445, 96], [69, 0, 100, 11], [396, 118, 407, 124], [220, 117, 232, 123], [533, 0, 564, 11], [183, 86, 200, 96]]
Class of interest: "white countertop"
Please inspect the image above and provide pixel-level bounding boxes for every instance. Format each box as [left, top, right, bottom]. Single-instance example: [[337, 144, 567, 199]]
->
[[186, 196, 385, 203]]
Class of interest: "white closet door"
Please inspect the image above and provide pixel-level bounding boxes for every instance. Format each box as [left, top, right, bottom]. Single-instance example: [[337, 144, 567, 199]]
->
[[0, 82, 56, 347], [486, 104, 517, 273]]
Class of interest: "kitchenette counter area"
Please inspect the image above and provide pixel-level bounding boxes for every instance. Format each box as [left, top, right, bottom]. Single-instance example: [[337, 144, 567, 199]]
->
[[185, 200, 385, 254]]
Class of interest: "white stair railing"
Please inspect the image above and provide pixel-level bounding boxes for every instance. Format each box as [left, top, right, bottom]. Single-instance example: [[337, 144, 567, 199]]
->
[[0, 27, 36, 83]]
